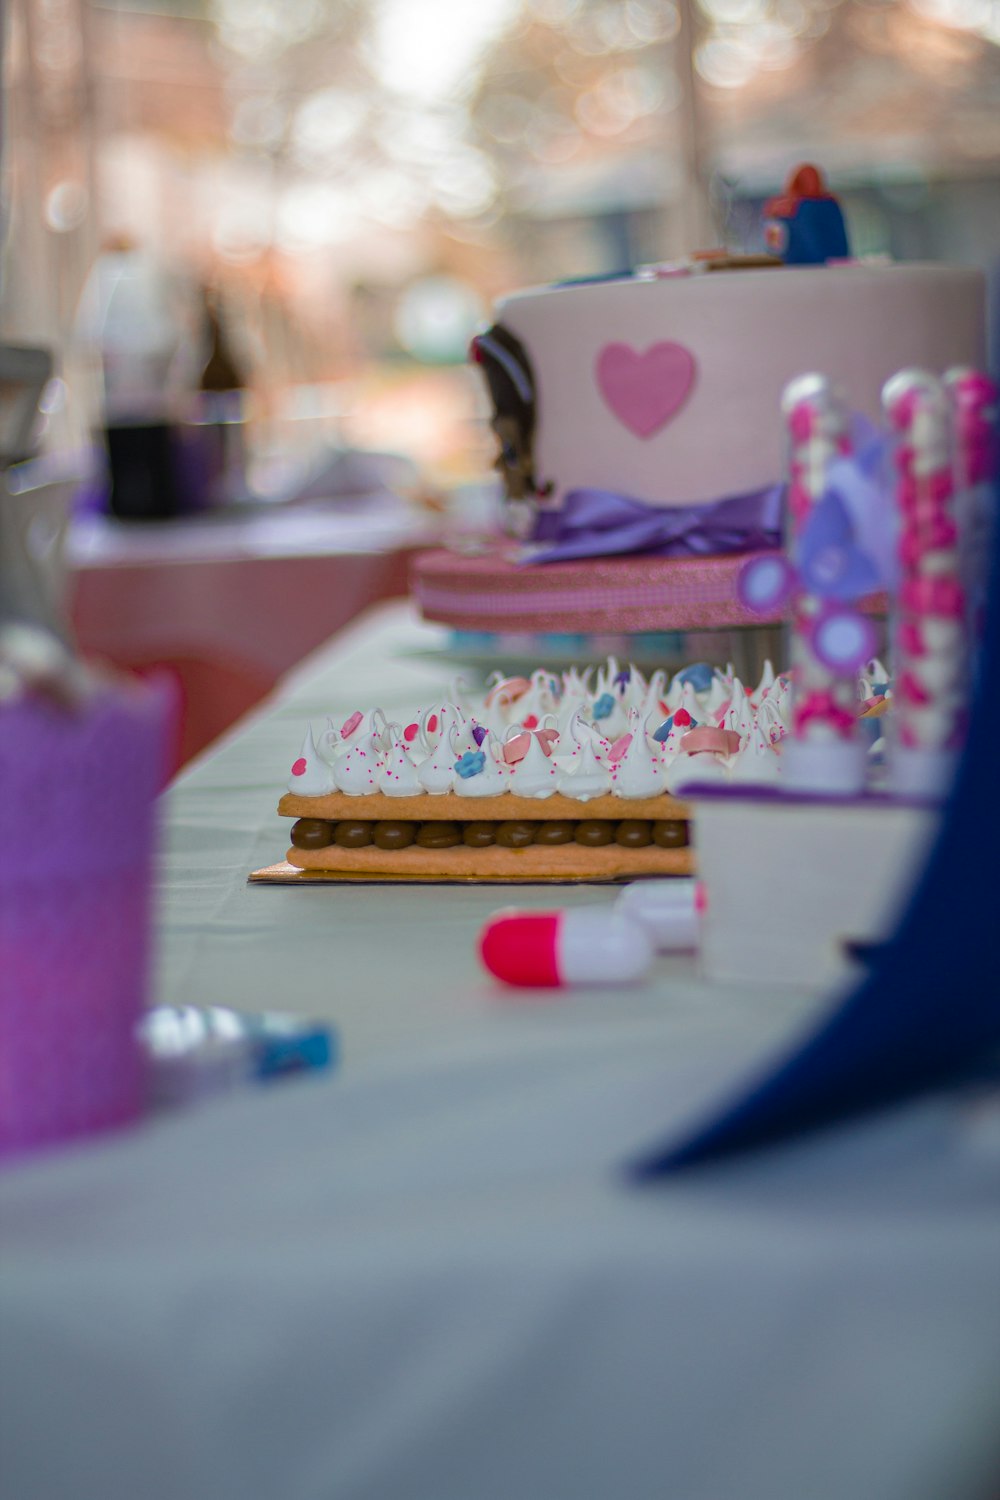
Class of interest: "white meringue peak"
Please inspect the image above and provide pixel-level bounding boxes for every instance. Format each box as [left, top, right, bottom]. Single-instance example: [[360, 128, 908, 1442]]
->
[[287, 727, 337, 796], [453, 731, 511, 797], [612, 712, 665, 799], [377, 723, 423, 797], [507, 728, 559, 798], [556, 734, 611, 801], [333, 731, 380, 795]]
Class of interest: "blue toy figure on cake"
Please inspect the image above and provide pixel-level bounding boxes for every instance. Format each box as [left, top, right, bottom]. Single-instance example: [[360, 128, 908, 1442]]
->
[[763, 163, 850, 265]]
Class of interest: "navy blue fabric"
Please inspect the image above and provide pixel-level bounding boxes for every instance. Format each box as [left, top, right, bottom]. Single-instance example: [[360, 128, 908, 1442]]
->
[[636, 474, 1000, 1175]]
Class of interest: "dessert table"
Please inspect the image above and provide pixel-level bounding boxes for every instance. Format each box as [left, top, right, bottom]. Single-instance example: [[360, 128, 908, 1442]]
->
[[2, 601, 999, 1500], [66, 502, 432, 767]]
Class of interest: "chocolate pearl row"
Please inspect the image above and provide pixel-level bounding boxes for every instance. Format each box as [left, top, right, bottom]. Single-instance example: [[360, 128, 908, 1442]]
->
[[292, 817, 691, 852]]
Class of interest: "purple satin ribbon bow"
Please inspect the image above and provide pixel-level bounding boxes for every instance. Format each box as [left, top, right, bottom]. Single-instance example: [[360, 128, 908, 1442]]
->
[[520, 483, 784, 566], [519, 413, 895, 572]]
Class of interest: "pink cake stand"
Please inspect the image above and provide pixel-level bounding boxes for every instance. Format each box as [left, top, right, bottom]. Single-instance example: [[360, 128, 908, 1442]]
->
[[412, 545, 887, 635]]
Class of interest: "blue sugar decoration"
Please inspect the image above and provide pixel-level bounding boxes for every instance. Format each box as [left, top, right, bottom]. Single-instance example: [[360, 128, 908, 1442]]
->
[[676, 662, 714, 692], [454, 750, 486, 779], [593, 693, 614, 720]]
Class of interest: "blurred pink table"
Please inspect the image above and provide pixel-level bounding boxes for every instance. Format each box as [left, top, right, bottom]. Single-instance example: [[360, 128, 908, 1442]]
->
[[67, 502, 434, 769]]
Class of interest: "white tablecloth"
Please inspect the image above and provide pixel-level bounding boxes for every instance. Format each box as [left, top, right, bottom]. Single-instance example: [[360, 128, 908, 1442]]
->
[[2, 602, 999, 1500]]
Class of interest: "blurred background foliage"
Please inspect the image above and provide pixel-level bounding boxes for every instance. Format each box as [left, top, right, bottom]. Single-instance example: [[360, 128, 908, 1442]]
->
[[2, 0, 998, 486]]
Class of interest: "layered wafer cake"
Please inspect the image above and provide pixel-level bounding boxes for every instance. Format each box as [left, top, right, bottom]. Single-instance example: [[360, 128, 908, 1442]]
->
[[274, 655, 849, 880]]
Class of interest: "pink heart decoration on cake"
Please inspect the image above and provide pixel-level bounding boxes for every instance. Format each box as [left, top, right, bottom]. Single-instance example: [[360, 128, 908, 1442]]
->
[[595, 341, 696, 438]]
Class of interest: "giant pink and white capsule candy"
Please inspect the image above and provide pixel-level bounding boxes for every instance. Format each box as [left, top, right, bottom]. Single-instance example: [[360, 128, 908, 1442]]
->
[[614, 879, 703, 952], [479, 909, 653, 989]]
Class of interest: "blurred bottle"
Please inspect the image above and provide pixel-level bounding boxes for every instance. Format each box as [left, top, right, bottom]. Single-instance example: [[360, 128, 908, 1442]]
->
[[76, 237, 187, 521], [190, 286, 249, 507]]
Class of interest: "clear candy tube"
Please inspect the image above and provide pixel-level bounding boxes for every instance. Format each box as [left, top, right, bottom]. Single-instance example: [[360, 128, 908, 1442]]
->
[[883, 369, 966, 800], [781, 373, 867, 794], [945, 367, 998, 667]]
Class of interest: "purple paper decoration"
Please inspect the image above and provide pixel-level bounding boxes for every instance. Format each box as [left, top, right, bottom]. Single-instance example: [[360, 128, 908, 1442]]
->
[[738, 553, 796, 613], [798, 490, 880, 603], [811, 606, 878, 674], [0, 677, 175, 1161]]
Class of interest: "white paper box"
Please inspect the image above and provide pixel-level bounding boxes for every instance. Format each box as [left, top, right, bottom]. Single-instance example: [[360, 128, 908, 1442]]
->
[[690, 790, 940, 991]]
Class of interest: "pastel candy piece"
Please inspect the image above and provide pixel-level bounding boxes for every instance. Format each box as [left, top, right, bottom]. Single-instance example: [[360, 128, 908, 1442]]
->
[[607, 733, 633, 763], [596, 341, 696, 438], [340, 711, 363, 739], [454, 750, 487, 779], [503, 731, 531, 765], [676, 662, 714, 692], [485, 676, 531, 707], [536, 728, 559, 756], [652, 717, 673, 743], [679, 726, 742, 756]]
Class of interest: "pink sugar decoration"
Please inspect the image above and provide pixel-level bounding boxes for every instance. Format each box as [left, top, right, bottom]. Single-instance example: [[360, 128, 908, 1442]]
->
[[523, 714, 539, 729], [503, 732, 530, 765], [291, 757, 307, 776], [427, 713, 439, 733], [403, 722, 419, 743], [608, 733, 632, 763], [673, 708, 692, 727], [341, 711, 363, 739]]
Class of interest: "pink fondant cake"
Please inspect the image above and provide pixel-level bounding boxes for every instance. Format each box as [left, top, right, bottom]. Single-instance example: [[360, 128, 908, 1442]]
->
[[414, 166, 985, 638], [490, 262, 984, 515]]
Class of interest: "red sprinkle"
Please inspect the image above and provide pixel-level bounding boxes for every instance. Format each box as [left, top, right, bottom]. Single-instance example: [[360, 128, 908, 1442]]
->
[[291, 758, 307, 776]]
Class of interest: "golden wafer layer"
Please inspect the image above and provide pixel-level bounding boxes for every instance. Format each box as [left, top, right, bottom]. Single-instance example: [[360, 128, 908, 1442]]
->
[[279, 790, 691, 822], [286, 843, 693, 878]]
